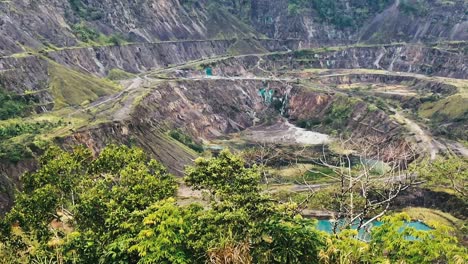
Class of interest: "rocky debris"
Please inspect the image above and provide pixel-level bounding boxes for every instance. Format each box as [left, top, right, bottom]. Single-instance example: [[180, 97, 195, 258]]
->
[[243, 119, 331, 145]]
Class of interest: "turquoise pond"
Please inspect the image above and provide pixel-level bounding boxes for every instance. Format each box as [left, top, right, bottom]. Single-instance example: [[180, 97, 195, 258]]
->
[[317, 220, 432, 241]]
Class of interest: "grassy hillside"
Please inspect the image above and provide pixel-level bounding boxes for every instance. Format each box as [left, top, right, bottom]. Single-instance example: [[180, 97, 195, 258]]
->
[[49, 62, 121, 109]]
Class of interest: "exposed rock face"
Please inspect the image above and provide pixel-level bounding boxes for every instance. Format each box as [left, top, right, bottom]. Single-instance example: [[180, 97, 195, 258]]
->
[[0, 0, 466, 216], [298, 45, 468, 79], [288, 90, 404, 141], [70, 0, 208, 42], [1, 41, 463, 112], [0, 0, 211, 56], [0, 39, 300, 108], [0, 0, 466, 56], [0, 160, 36, 216], [359, 0, 468, 43], [47, 40, 239, 76], [191, 43, 468, 79], [58, 78, 407, 171], [133, 79, 284, 138], [45, 39, 298, 77], [250, 0, 352, 44], [249, 0, 467, 44], [0, 0, 78, 56], [59, 121, 196, 176], [0, 56, 52, 106], [393, 187, 468, 219], [0, 42, 246, 110]]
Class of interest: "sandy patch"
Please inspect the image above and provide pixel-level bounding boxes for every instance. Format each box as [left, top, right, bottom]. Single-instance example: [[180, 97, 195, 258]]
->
[[243, 119, 330, 145]]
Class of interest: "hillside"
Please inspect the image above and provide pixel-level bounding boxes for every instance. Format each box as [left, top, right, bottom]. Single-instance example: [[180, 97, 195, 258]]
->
[[0, 1, 467, 263], [0, 0, 466, 56]]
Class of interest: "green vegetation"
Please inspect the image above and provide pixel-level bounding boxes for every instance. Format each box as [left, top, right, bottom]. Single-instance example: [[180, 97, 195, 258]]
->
[[0, 120, 63, 141], [205, 3, 258, 39], [269, 164, 336, 184], [107, 68, 136, 81], [417, 155, 467, 198], [0, 89, 34, 120], [72, 22, 127, 46], [296, 96, 359, 133], [420, 94, 468, 140], [0, 140, 34, 163], [0, 147, 323, 263], [401, 207, 464, 229], [287, 0, 393, 28], [0, 146, 466, 263], [169, 129, 204, 153], [0, 88, 61, 162], [323, 98, 356, 127], [0, 120, 64, 163], [48, 63, 121, 108], [68, 0, 103, 21], [71, 23, 100, 43], [321, 213, 467, 264], [399, 0, 430, 16]]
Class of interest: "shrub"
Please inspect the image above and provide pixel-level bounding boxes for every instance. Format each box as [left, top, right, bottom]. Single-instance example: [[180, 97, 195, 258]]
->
[[169, 129, 204, 153], [0, 90, 32, 120]]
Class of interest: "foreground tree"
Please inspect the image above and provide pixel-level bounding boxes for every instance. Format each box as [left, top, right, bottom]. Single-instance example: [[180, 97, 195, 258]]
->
[[319, 213, 468, 264], [1, 147, 325, 263], [185, 150, 324, 263], [1, 145, 177, 263], [1, 145, 466, 264]]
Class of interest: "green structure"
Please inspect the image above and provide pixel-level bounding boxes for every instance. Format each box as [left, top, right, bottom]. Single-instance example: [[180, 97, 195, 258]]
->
[[205, 67, 213, 76], [258, 87, 274, 104]]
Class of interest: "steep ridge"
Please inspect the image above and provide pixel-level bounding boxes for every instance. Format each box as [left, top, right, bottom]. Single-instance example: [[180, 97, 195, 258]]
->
[[0, 39, 297, 109], [0, 0, 466, 56], [0, 0, 467, 217], [188, 43, 468, 79], [247, 0, 467, 43], [0, 0, 212, 55]]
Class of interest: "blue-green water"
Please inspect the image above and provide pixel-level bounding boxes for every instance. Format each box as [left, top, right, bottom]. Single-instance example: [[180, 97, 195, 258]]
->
[[317, 219, 432, 241]]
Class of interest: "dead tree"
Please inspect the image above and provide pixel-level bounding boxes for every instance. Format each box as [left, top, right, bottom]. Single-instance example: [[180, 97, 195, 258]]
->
[[241, 143, 286, 186], [308, 136, 418, 233]]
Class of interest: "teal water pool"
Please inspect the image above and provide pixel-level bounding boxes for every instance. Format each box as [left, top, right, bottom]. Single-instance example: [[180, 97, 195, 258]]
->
[[317, 219, 432, 241]]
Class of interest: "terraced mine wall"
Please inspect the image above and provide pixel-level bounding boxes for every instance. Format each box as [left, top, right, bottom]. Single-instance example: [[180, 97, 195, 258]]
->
[[291, 45, 467, 79], [61, 79, 408, 171], [1, 42, 465, 110], [250, 0, 467, 43], [45, 39, 300, 77], [287, 88, 408, 159], [317, 74, 459, 95], [199, 44, 468, 79], [0, 76, 422, 215], [56, 78, 409, 172], [0, 39, 298, 108], [2, 0, 465, 57], [131, 79, 288, 139]]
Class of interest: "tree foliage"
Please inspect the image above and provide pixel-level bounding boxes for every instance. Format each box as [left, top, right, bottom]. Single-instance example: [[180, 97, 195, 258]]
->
[[417, 155, 467, 198], [0, 146, 466, 263], [320, 213, 468, 263], [287, 0, 392, 28], [0, 89, 33, 120]]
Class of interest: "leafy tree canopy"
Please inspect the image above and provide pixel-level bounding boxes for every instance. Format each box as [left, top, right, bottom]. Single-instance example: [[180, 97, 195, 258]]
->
[[0, 146, 466, 263]]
